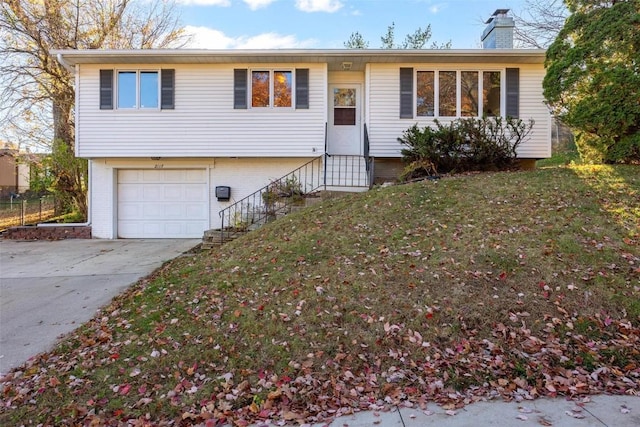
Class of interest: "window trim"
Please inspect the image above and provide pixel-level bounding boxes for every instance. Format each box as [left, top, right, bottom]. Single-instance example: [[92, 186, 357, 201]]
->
[[116, 69, 161, 110], [412, 68, 505, 119], [249, 68, 295, 109]]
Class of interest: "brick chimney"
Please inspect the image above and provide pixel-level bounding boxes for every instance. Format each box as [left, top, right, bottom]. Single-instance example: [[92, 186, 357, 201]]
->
[[481, 9, 515, 49]]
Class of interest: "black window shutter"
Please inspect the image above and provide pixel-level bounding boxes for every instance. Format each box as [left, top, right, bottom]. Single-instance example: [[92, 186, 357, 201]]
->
[[161, 69, 175, 110], [234, 69, 248, 109], [399, 67, 413, 118], [505, 68, 519, 118], [99, 69, 113, 110], [295, 68, 309, 109]]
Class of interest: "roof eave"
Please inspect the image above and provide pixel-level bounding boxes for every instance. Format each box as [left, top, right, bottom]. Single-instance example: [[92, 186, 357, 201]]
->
[[51, 48, 546, 67]]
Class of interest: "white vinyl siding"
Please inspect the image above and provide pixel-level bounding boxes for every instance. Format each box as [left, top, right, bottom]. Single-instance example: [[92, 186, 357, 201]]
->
[[77, 63, 326, 158], [366, 63, 551, 159]]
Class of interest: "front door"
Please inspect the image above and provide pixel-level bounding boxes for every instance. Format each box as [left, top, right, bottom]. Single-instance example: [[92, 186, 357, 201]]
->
[[327, 85, 361, 155]]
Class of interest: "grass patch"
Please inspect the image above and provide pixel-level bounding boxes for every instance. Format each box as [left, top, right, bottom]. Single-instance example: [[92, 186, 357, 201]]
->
[[1, 165, 638, 425]]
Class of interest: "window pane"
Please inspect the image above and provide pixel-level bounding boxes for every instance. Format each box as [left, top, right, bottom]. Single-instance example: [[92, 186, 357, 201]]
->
[[439, 71, 457, 117], [252, 71, 270, 107], [117, 71, 137, 108], [274, 71, 292, 107], [140, 71, 158, 108], [416, 71, 434, 117], [334, 108, 355, 125], [334, 88, 356, 107], [483, 71, 501, 116], [461, 71, 478, 117]]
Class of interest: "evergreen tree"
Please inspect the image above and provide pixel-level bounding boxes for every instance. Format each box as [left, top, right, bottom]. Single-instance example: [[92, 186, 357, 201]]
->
[[543, 0, 640, 163]]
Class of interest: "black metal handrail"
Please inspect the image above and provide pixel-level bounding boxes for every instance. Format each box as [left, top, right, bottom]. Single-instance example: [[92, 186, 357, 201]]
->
[[218, 156, 324, 244], [216, 123, 375, 245], [364, 123, 370, 162], [364, 123, 374, 188]]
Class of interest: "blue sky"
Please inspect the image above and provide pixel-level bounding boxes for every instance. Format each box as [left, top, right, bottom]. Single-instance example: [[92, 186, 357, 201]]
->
[[177, 0, 531, 49]]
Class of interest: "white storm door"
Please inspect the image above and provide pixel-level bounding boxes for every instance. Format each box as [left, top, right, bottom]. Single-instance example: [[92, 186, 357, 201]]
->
[[117, 169, 208, 238], [327, 85, 361, 155]]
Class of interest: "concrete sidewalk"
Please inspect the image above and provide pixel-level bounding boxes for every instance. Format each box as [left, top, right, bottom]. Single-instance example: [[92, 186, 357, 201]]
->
[[309, 394, 640, 426], [0, 238, 199, 375]]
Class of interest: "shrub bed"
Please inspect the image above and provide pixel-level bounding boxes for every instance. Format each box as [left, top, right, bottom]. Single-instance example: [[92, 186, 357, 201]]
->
[[399, 116, 534, 180]]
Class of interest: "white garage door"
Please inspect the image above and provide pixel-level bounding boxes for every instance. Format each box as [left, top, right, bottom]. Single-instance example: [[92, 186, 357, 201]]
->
[[117, 169, 208, 238]]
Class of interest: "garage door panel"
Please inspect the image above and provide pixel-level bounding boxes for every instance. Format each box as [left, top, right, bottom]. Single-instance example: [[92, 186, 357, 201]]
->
[[162, 184, 184, 199], [118, 203, 143, 219], [160, 204, 184, 218], [142, 169, 166, 182], [117, 169, 208, 238], [162, 169, 188, 182], [119, 183, 143, 200], [184, 185, 207, 200], [142, 204, 169, 218], [119, 170, 142, 182], [184, 204, 208, 218], [141, 185, 164, 201]]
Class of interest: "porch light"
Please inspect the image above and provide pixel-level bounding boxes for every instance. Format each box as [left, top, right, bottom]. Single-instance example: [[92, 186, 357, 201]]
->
[[341, 62, 352, 71]]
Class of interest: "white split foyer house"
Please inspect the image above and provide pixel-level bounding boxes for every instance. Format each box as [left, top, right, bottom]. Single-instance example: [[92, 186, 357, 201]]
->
[[53, 10, 551, 239]]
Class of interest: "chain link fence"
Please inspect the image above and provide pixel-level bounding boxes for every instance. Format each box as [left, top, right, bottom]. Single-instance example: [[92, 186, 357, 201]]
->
[[0, 197, 56, 230]]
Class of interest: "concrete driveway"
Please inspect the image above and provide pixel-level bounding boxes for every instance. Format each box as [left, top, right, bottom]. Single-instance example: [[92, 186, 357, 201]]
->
[[0, 238, 200, 375]]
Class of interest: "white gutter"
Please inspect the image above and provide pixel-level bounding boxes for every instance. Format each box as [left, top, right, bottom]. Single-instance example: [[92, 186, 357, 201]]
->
[[56, 53, 75, 73]]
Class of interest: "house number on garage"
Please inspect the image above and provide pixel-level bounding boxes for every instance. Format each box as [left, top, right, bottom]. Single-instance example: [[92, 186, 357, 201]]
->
[[154, 164, 164, 169]]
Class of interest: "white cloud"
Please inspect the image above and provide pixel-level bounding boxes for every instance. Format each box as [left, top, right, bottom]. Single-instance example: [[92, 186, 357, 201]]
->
[[236, 32, 316, 48], [185, 25, 317, 49], [185, 26, 236, 48], [175, 0, 231, 6], [428, 2, 448, 14], [295, 0, 343, 13], [243, 0, 277, 10]]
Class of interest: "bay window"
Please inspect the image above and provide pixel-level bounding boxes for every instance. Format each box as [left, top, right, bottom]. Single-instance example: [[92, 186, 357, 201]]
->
[[409, 69, 506, 118]]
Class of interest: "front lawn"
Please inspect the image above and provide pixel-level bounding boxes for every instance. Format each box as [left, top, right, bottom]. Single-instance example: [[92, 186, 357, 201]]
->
[[1, 165, 638, 426]]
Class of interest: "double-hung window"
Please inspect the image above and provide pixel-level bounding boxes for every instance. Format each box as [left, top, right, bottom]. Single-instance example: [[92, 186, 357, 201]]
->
[[117, 70, 159, 109], [234, 68, 308, 110], [413, 69, 504, 118], [251, 70, 293, 108]]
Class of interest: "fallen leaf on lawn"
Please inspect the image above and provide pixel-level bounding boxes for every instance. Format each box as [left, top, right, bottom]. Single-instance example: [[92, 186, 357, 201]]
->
[[445, 410, 456, 416], [516, 414, 528, 421], [537, 416, 553, 426], [620, 405, 630, 414], [118, 384, 131, 395], [565, 410, 585, 419], [282, 411, 301, 420]]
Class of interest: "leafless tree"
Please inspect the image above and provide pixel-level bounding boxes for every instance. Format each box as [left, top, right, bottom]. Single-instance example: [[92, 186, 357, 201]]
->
[[512, 0, 568, 48], [0, 0, 188, 215]]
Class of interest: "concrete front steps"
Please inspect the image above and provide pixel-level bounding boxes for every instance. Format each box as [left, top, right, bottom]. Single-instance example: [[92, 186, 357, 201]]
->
[[201, 190, 359, 249]]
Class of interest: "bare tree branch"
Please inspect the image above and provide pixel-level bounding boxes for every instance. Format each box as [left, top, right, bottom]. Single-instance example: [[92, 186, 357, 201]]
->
[[512, 0, 568, 48], [0, 0, 188, 216]]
